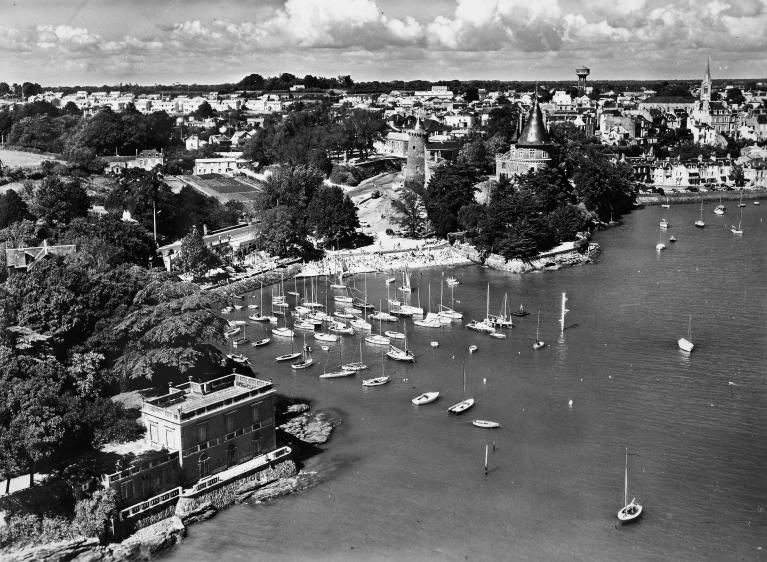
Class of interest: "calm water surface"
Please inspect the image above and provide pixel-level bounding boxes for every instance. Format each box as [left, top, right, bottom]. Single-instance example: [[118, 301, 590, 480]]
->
[[165, 203, 766, 561]]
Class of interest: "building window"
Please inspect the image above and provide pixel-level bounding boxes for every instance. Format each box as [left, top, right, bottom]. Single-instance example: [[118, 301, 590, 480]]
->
[[225, 413, 236, 434], [227, 445, 237, 468], [197, 423, 208, 444], [121, 480, 133, 500], [199, 454, 210, 478], [251, 405, 260, 423], [252, 437, 262, 456], [149, 423, 159, 443], [165, 428, 175, 449]]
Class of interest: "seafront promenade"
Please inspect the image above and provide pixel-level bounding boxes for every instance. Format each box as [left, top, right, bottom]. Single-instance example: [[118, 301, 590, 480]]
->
[[638, 188, 766, 205]]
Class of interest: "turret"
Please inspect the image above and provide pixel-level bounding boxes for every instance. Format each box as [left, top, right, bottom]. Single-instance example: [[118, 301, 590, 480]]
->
[[404, 116, 428, 183]]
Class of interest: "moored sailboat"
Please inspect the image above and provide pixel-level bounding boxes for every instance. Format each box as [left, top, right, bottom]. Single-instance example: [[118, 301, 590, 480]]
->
[[678, 315, 694, 352], [617, 448, 643, 523]]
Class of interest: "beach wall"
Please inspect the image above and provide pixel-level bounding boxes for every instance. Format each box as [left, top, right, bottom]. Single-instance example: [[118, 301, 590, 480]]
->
[[209, 264, 302, 297], [454, 242, 600, 273], [638, 189, 766, 206]]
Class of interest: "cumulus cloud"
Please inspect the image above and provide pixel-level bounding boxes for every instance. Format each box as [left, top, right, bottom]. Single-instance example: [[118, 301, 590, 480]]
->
[[0, 0, 765, 83]]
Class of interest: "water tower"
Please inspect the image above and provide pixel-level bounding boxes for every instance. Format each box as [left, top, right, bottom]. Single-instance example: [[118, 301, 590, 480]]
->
[[576, 66, 590, 95]]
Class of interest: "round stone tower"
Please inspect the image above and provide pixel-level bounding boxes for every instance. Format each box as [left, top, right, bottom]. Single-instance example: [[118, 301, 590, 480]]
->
[[404, 117, 428, 183]]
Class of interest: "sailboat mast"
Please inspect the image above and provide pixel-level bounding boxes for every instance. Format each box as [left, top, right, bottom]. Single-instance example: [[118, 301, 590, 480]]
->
[[560, 292, 569, 334], [624, 448, 629, 507], [536, 310, 541, 341], [486, 283, 490, 319]]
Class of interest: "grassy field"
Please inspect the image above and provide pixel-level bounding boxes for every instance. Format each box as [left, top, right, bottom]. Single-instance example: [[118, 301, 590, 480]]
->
[[0, 148, 62, 168]]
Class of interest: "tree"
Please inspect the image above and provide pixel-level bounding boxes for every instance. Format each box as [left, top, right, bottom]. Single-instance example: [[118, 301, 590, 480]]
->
[[237, 73, 265, 91], [306, 185, 359, 245], [112, 282, 225, 381], [463, 87, 479, 102], [0, 82, 10, 96], [0, 189, 29, 228], [193, 101, 216, 119], [729, 164, 746, 187], [391, 183, 427, 238], [177, 226, 220, 279], [457, 136, 489, 173], [257, 206, 308, 258], [485, 105, 521, 141], [423, 164, 479, 237], [572, 150, 636, 220], [57, 215, 156, 268], [258, 165, 325, 210], [32, 175, 90, 225]]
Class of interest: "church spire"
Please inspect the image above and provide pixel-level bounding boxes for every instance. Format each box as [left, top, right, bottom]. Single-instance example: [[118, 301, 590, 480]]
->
[[704, 56, 711, 83]]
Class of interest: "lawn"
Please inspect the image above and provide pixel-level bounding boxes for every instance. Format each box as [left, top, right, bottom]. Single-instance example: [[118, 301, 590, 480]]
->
[[0, 148, 62, 168]]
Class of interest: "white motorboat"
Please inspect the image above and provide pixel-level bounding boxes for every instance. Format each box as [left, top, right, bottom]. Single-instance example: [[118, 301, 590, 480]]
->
[[267, 315, 279, 324], [678, 316, 694, 352], [295, 305, 311, 315], [430, 341, 439, 347], [446, 277, 459, 287], [226, 353, 249, 364], [228, 319, 247, 326], [472, 420, 500, 428], [714, 205, 725, 215], [365, 334, 391, 345], [490, 332, 507, 339], [314, 332, 338, 343], [468, 344, 478, 353], [320, 369, 354, 379], [247, 304, 259, 309], [617, 448, 643, 523], [272, 326, 295, 338], [362, 376, 390, 386], [447, 398, 474, 414], [385, 277, 396, 284], [334, 295, 353, 303], [249, 314, 269, 322], [411, 391, 439, 405], [224, 327, 241, 338], [659, 218, 669, 229], [252, 338, 270, 347], [233, 304, 243, 310], [350, 318, 372, 331], [221, 306, 233, 314], [467, 320, 495, 334], [345, 307, 363, 315], [330, 323, 354, 335], [384, 330, 405, 339], [370, 311, 397, 322]]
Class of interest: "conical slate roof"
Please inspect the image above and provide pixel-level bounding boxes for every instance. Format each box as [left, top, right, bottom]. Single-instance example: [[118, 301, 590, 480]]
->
[[516, 97, 552, 146]]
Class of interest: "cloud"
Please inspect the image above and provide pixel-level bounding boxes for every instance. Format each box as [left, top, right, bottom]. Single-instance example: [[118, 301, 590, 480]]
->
[[0, 0, 766, 84]]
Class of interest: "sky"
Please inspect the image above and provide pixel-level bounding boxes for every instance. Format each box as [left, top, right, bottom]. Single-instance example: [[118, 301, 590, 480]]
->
[[1, 0, 766, 86]]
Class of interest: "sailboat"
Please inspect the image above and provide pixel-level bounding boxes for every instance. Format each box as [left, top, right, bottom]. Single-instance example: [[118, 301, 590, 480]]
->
[[320, 345, 354, 378], [271, 310, 294, 337], [365, 310, 391, 345], [655, 228, 666, 251], [617, 448, 643, 523], [291, 338, 314, 370], [287, 276, 300, 297], [398, 267, 412, 293], [387, 325, 415, 362], [737, 190, 746, 208], [678, 316, 694, 352], [714, 195, 725, 215], [659, 217, 669, 229], [414, 283, 441, 328], [342, 337, 368, 371], [532, 309, 545, 350], [446, 276, 460, 287], [275, 334, 302, 362], [362, 352, 391, 386], [731, 207, 743, 235], [370, 297, 397, 322], [694, 197, 706, 228], [467, 284, 496, 333], [488, 292, 514, 328], [330, 266, 347, 289], [248, 283, 270, 322], [447, 360, 474, 414], [438, 275, 463, 320]]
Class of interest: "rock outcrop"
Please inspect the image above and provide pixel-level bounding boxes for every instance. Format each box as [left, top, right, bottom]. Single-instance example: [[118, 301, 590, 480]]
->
[[279, 411, 338, 444]]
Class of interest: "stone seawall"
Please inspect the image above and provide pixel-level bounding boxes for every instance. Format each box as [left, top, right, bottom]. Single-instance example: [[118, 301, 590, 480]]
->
[[209, 264, 302, 298], [638, 189, 766, 206]]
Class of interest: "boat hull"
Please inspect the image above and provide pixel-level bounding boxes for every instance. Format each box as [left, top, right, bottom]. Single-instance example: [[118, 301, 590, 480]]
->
[[411, 392, 439, 405], [447, 398, 475, 414], [275, 353, 302, 362], [678, 338, 694, 352], [617, 504, 643, 523]]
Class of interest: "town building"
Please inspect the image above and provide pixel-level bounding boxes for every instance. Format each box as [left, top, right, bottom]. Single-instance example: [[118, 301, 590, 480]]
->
[[495, 97, 554, 180], [140, 373, 277, 485], [193, 156, 248, 176], [157, 223, 259, 271], [5, 240, 77, 274], [104, 149, 165, 174]]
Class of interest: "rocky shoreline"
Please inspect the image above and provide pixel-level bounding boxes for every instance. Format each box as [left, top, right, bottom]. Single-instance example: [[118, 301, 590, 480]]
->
[[454, 241, 600, 274], [3, 408, 337, 562]]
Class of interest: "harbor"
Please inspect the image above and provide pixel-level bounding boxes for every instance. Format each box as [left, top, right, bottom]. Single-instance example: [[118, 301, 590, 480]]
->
[[169, 203, 767, 562]]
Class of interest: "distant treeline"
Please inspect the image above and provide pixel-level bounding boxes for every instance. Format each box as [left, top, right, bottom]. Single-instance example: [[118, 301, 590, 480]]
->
[[5, 73, 765, 99]]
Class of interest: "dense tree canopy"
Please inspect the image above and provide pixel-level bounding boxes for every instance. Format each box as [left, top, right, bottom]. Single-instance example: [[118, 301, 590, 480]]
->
[[0, 190, 29, 229], [31, 175, 89, 225], [422, 164, 480, 237]]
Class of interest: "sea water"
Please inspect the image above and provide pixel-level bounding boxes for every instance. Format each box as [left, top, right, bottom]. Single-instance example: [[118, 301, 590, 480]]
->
[[164, 203, 766, 561]]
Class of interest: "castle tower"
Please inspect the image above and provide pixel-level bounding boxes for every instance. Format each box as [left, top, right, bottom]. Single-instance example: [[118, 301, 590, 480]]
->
[[495, 95, 553, 180], [576, 66, 590, 95], [404, 117, 428, 183]]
